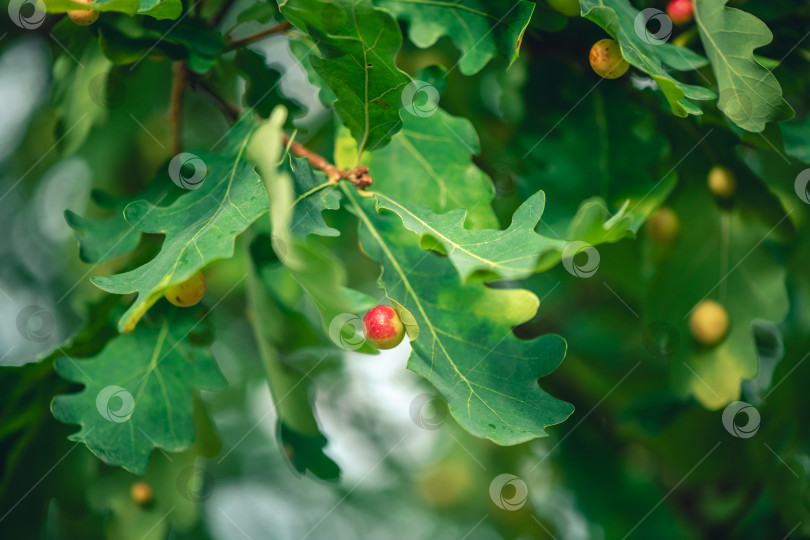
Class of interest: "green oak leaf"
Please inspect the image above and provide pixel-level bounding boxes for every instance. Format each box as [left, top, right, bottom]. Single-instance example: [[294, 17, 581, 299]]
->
[[51, 312, 227, 474], [371, 190, 565, 282], [346, 185, 574, 444], [644, 189, 788, 409], [379, 0, 534, 75], [285, 155, 341, 238], [580, 0, 715, 117], [362, 108, 497, 229], [279, 0, 410, 153], [65, 187, 171, 265], [92, 119, 267, 333], [694, 0, 794, 132], [65, 210, 141, 265]]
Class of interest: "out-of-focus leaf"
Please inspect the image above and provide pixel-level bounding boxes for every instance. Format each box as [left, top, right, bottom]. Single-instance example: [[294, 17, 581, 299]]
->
[[53, 38, 113, 154], [236, 0, 278, 24], [279, 0, 410, 153], [362, 109, 497, 229], [644, 190, 788, 409], [581, 0, 715, 117], [348, 185, 574, 444], [694, 0, 794, 132], [51, 310, 227, 474], [44, 0, 181, 19], [92, 119, 267, 333], [380, 0, 535, 75]]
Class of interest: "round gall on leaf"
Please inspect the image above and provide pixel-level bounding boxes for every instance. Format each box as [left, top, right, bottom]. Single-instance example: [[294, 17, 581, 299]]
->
[[165, 271, 206, 308], [689, 300, 729, 346], [68, 0, 99, 25], [646, 207, 680, 243], [589, 39, 630, 79], [130, 481, 154, 507], [667, 0, 694, 25], [708, 166, 736, 198], [363, 305, 405, 350]]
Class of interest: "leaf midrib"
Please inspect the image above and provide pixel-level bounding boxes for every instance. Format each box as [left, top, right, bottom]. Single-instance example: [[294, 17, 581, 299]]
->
[[343, 184, 512, 427]]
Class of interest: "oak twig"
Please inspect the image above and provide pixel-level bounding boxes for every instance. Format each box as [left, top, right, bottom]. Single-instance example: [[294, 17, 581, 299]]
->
[[283, 134, 372, 189], [168, 61, 188, 155], [226, 21, 292, 51]]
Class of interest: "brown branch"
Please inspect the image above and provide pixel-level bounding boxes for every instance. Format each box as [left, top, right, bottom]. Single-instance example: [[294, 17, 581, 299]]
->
[[226, 21, 292, 50], [189, 77, 371, 189], [283, 134, 372, 190], [168, 61, 188, 155]]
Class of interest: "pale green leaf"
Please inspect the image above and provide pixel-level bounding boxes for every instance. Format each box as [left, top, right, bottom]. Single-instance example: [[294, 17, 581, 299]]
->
[[694, 0, 794, 132]]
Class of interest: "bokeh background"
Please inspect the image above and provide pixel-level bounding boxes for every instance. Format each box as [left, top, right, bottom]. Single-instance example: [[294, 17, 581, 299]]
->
[[2, 0, 810, 538]]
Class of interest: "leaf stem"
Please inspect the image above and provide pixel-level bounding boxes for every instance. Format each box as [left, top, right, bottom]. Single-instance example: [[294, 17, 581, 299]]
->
[[226, 21, 292, 51], [283, 134, 373, 189], [169, 61, 188, 155]]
